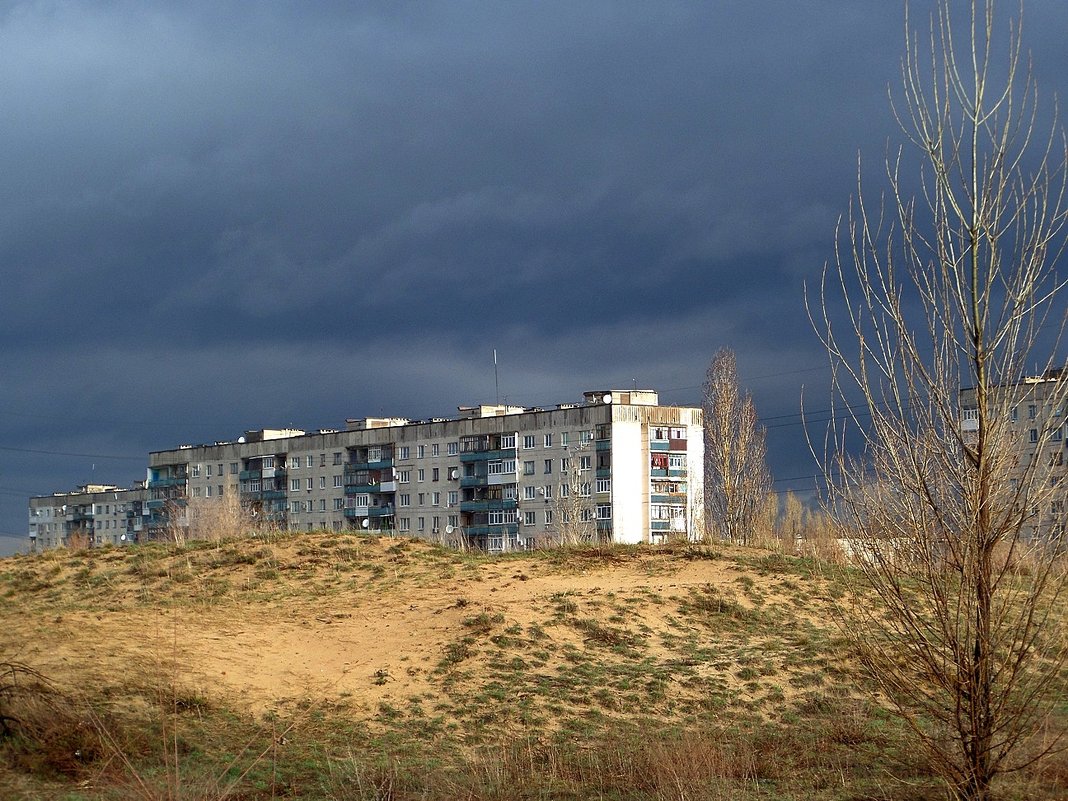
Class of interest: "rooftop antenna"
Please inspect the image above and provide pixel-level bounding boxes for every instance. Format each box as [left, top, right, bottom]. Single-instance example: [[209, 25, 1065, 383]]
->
[[494, 349, 500, 406]]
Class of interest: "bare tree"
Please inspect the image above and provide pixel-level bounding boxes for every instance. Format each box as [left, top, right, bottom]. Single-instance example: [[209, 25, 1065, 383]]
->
[[702, 348, 771, 544], [546, 441, 597, 546], [812, 2, 1068, 798]]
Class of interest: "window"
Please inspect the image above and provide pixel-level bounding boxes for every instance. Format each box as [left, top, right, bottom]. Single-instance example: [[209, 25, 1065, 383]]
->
[[545, 509, 554, 525], [306, 478, 314, 491], [206, 464, 213, 478], [597, 478, 611, 493], [291, 478, 301, 491], [319, 499, 326, 512], [333, 452, 343, 465], [581, 430, 592, 444], [560, 483, 569, 498], [399, 518, 410, 532], [560, 432, 569, 446], [544, 459, 553, 474], [489, 459, 516, 475], [544, 433, 553, 447], [432, 467, 440, 481], [418, 469, 425, 482], [448, 441, 458, 456], [334, 475, 343, 488], [561, 457, 571, 472], [417, 445, 425, 458], [418, 493, 425, 505], [289, 456, 300, 469], [333, 498, 344, 510], [668, 454, 685, 469], [230, 462, 239, 475], [432, 515, 441, 531], [448, 490, 458, 506], [596, 504, 612, 519], [523, 511, 536, 526], [320, 454, 327, 467], [354, 494, 370, 507], [523, 460, 535, 475], [206, 485, 213, 497], [523, 435, 536, 449], [449, 514, 459, 527], [500, 434, 516, 449], [306, 456, 314, 468], [488, 509, 518, 524], [580, 482, 592, 497], [432, 492, 441, 506], [191, 464, 201, 478], [400, 494, 411, 507], [399, 469, 411, 483], [250, 479, 261, 492], [432, 444, 440, 457], [503, 485, 517, 500], [579, 456, 591, 471], [1029, 404, 1037, 419], [543, 485, 553, 499], [418, 517, 425, 531], [217, 485, 223, 497], [193, 486, 202, 497], [1030, 428, 1039, 443], [1051, 451, 1064, 467], [319, 476, 326, 489], [524, 486, 537, 500]]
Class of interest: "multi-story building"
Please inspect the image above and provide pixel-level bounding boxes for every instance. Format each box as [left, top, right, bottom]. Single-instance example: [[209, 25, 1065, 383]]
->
[[960, 367, 1068, 540], [36, 389, 703, 552], [28, 483, 150, 550]]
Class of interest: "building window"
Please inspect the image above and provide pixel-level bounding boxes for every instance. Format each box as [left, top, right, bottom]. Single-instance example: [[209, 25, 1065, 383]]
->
[[544, 459, 553, 474], [433, 467, 440, 481], [544, 434, 553, 447], [543, 484, 553, 499], [580, 482, 592, 497], [597, 478, 611, 493], [524, 486, 536, 500], [432, 444, 440, 457], [596, 504, 612, 519], [191, 464, 201, 478], [1053, 427, 1063, 442], [400, 494, 410, 507], [1029, 404, 1037, 419], [289, 456, 299, 469], [524, 460, 535, 475], [399, 446, 410, 460], [418, 445, 425, 458], [418, 493, 425, 505], [230, 462, 239, 474], [418, 469, 425, 482], [561, 457, 571, 472], [545, 509, 554, 525], [418, 517, 425, 531], [560, 483, 569, 498], [1030, 428, 1039, 443], [523, 511, 536, 526], [306, 478, 314, 491], [448, 442, 459, 456], [319, 476, 326, 489], [399, 518, 410, 532], [523, 435, 536, 449], [398, 469, 411, 483], [291, 479, 300, 491], [580, 456, 591, 471], [206, 464, 213, 478], [334, 475, 343, 488], [206, 485, 213, 497], [501, 434, 516, 449], [448, 490, 458, 506], [319, 499, 326, 512], [334, 498, 344, 510], [432, 492, 441, 506], [333, 452, 343, 465], [448, 514, 459, 527], [193, 486, 202, 497], [561, 432, 569, 446]]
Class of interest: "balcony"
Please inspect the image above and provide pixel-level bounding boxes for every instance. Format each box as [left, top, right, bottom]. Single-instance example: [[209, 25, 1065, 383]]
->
[[345, 482, 382, 494], [368, 505, 395, 518], [460, 448, 516, 463], [262, 489, 287, 501], [148, 476, 187, 488], [464, 523, 520, 539], [460, 498, 518, 513], [460, 475, 487, 488], [348, 458, 394, 472], [596, 439, 612, 451], [239, 470, 261, 481]]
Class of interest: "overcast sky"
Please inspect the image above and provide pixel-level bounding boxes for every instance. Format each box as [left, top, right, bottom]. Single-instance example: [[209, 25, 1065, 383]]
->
[[4, 1, 1068, 555]]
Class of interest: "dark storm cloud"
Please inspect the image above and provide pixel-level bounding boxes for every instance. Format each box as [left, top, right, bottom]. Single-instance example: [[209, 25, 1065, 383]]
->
[[3, 1, 1068, 548]]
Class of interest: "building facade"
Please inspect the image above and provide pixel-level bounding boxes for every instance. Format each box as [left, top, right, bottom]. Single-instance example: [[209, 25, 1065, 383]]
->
[[28, 484, 150, 550], [33, 389, 703, 552], [960, 368, 1068, 540]]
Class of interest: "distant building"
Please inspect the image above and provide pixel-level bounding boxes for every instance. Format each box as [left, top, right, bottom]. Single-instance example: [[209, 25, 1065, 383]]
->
[[960, 367, 1067, 540], [140, 389, 703, 552], [28, 483, 149, 551]]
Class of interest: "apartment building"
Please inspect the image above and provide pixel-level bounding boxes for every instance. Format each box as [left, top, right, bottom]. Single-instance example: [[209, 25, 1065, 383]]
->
[[28, 483, 149, 550], [960, 367, 1068, 540], [141, 389, 703, 551]]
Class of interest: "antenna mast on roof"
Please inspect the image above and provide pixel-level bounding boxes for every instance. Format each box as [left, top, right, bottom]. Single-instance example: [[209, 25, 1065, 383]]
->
[[494, 349, 500, 406]]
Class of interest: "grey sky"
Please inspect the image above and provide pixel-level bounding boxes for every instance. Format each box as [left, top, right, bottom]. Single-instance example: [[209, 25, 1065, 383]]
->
[[3, 1, 1068, 554]]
